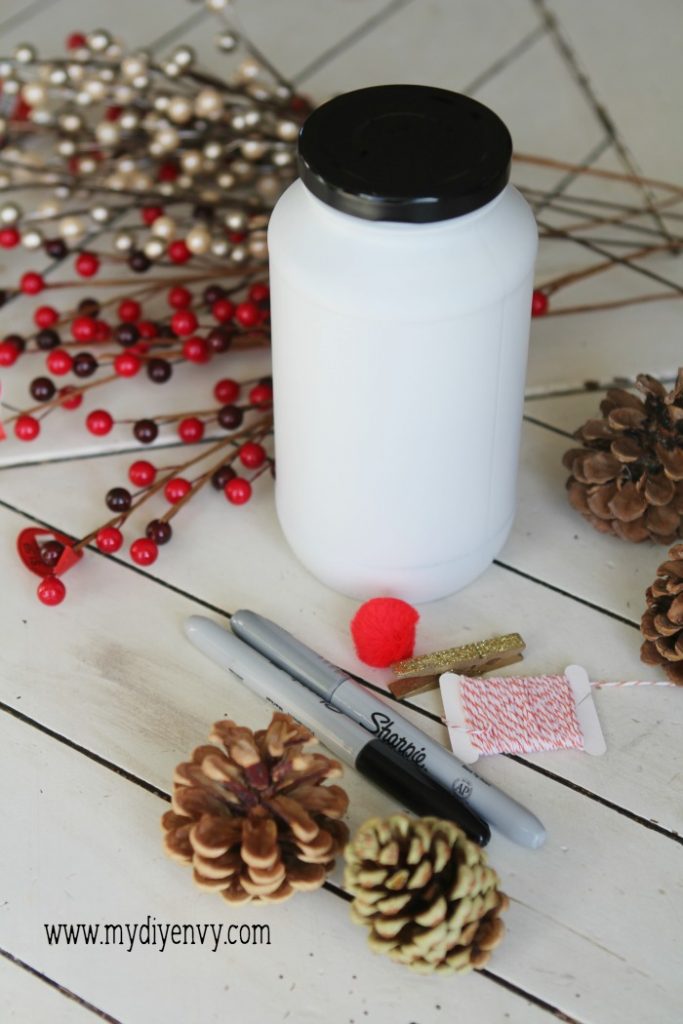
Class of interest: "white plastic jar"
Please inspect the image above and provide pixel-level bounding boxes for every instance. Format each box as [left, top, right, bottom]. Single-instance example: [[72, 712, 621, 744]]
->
[[268, 85, 537, 602]]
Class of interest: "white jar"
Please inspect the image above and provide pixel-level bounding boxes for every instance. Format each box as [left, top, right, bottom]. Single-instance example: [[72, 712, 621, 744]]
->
[[268, 85, 538, 603]]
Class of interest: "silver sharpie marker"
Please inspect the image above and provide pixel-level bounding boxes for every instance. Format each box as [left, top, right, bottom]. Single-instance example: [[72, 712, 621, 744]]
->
[[230, 609, 546, 848]]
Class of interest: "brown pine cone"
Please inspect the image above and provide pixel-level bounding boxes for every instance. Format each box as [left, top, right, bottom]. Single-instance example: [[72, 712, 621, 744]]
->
[[162, 712, 350, 904], [640, 542, 683, 684], [563, 371, 683, 543], [344, 814, 508, 974]]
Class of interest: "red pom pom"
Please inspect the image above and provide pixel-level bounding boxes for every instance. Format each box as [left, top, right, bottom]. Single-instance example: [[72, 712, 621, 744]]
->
[[350, 597, 419, 668]]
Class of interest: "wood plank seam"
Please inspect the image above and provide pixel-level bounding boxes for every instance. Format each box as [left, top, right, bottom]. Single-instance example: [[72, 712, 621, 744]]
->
[[0, 947, 124, 1024]]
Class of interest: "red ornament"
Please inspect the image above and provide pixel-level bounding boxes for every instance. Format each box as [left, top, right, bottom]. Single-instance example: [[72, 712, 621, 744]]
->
[[178, 417, 205, 443], [20, 272, 45, 295], [171, 309, 198, 336], [182, 336, 210, 363], [225, 477, 252, 505], [350, 597, 419, 668], [234, 301, 262, 328], [214, 378, 240, 404], [167, 286, 192, 309], [211, 298, 235, 323], [239, 441, 266, 469], [164, 477, 191, 503], [96, 526, 123, 553], [0, 340, 20, 366], [47, 349, 73, 375], [531, 290, 549, 317], [249, 282, 270, 304], [0, 227, 20, 248], [168, 240, 191, 263], [37, 576, 66, 605], [14, 415, 40, 441], [71, 315, 98, 342], [75, 252, 100, 278], [59, 386, 82, 409], [128, 460, 156, 487], [114, 352, 142, 377], [86, 409, 114, 435], [118, 299, 141, 322], [34, 305, 59, 328], [141, 206, 163, 226], [130, 537, 158, 566], [249, 383, 273, 408], [66, 32, 87, 50]]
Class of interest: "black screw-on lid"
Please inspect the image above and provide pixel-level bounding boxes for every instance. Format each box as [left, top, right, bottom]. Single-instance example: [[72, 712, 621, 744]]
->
[[297, 84, 513, 224]]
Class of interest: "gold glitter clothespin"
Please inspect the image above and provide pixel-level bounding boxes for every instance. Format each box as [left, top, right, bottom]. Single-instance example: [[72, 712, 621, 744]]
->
[[388, 633, 526, 699]]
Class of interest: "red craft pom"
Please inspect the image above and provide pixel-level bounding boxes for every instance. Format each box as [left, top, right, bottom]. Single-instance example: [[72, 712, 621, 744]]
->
[[350, 597, 419, 668]]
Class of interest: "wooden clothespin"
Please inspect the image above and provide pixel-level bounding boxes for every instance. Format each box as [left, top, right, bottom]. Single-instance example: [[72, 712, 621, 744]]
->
[[388, 633, 526, 699]]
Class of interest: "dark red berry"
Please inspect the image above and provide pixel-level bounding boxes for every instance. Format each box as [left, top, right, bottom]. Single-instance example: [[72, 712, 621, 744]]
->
[[147, 358, 172, 383], [34, 305, 58, 328], [164, 477, 191, 503], [207, 326, 233, 353], [531, 290, 549, 317], [211, 298, 235, 323], [59, 386, 82, 409], [86, 409, 114, 435], [248, 383, 273, 407], [168, 240, 191, 263], [75, 252, 100, 277], [141, 206, 163, 226], [73, 352, 98, 378], [36, 329, 60, 350], [211, 464, 236, 490], [239, 441, 266, 469], [214, 378, 240, 403], [78, 297, 100, 317], [37, 576, 66, 605], [158, 161, 178, 182], [178, 417, 205, 443], [45, 238, 68, 260], [118, 299, 141, 322], [218, 404, 244, 430], [20, 272, 45, 295], [168, 286, 192, 309], [129, 251, 151, 273], [114, 352, 141, 377], [234, 301, 262, 328], [105, 487, 132, 512], [130, 537, 158, 566], [182, 336, 210, 363], [30, 377, 56, 402], [225, 477, 252, 504], [14, 415, 40, 441], [96, 526, 123, 553], [133, 418, 158, 444], [129, 460, 156, 487], [203, 284, 225, 305], [41, 540, 64, 568], [115, 323, 140, 348], [146, 519, 172, 545], [71, 316, 98, 342]]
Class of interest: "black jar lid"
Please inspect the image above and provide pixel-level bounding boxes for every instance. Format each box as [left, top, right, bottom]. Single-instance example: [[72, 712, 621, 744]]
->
[[297, 84, 512, 223]]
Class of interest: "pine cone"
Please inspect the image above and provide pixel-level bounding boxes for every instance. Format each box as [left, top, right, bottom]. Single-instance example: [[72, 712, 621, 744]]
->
[[640, 542, 683, 684], [162, 712, 350, 904], [344, 814, 508, 974], [563, 371, 683, 543]]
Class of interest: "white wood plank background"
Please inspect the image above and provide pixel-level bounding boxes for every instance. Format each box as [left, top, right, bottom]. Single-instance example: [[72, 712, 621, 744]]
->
[[1, 2, 682, 1023]]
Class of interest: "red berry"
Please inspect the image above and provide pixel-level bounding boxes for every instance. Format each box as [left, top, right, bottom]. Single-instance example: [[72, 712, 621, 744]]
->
[[164, 477, 191, 503], [211, 298, 235, 323], [225, 477, 252, 505], [96, 526, 123, 553], [71, 315, 97, 342], [46, 349, 72, 375], [59, 386, 82, 409], [234, 301, 262, 328], [182, 336, 210, 363], [128, 460, 156, 487], [34, 305, 59, 328], [14, 415, 40, 441], [118, 299, 141, 322], [141, 206, 163, 226], [158, 161, 179, 182], [249, 383, 273, 407], [177, 417, 205, 443], [93, 320, 112, 342], [239, 442, 266, 469], [229, 231, 246, 244], [167, 286, 192, 309], [171, 309, 198, 336], [248, 282, 270, 303], [0, 227, 20, 248], [531, 290, 549, 317], [130, 537, 158, 566], [37, 576, 66, 606], [20, 272, 45, 295], [0, 340, 20, 366], [113, 352, 142, 377], [86, 409, 114, 435], [214, 378, 240, 404], [105, 105, 122, 122], [137, 320, 158, 340], [66, 31, 87, 50], [75, 252, 100, 277], [168, 240, 191, 263]]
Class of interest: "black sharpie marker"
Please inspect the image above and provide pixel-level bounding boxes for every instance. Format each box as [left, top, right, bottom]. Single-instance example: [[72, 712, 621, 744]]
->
[[230, 609, 546, 849], [185, 616, 490, 846]]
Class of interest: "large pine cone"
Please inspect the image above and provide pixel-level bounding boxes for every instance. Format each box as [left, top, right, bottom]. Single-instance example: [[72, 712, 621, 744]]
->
[[563, 371, 683, 543], [344, 814, 508, 974], [162, 712, 350, 904], [641, 543, 683, 683]]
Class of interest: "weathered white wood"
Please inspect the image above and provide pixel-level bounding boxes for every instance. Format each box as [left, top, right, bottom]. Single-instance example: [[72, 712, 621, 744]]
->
[[0, 956, 101, 1024], [0, 711, 559, 1024]]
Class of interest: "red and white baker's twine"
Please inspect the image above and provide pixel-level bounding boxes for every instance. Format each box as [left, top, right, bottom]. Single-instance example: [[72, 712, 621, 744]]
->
[[449, 673, 674, 757]]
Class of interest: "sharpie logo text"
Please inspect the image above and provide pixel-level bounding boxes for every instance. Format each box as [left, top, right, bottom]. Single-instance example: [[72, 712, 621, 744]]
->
[[369, 712, 427, 766]]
